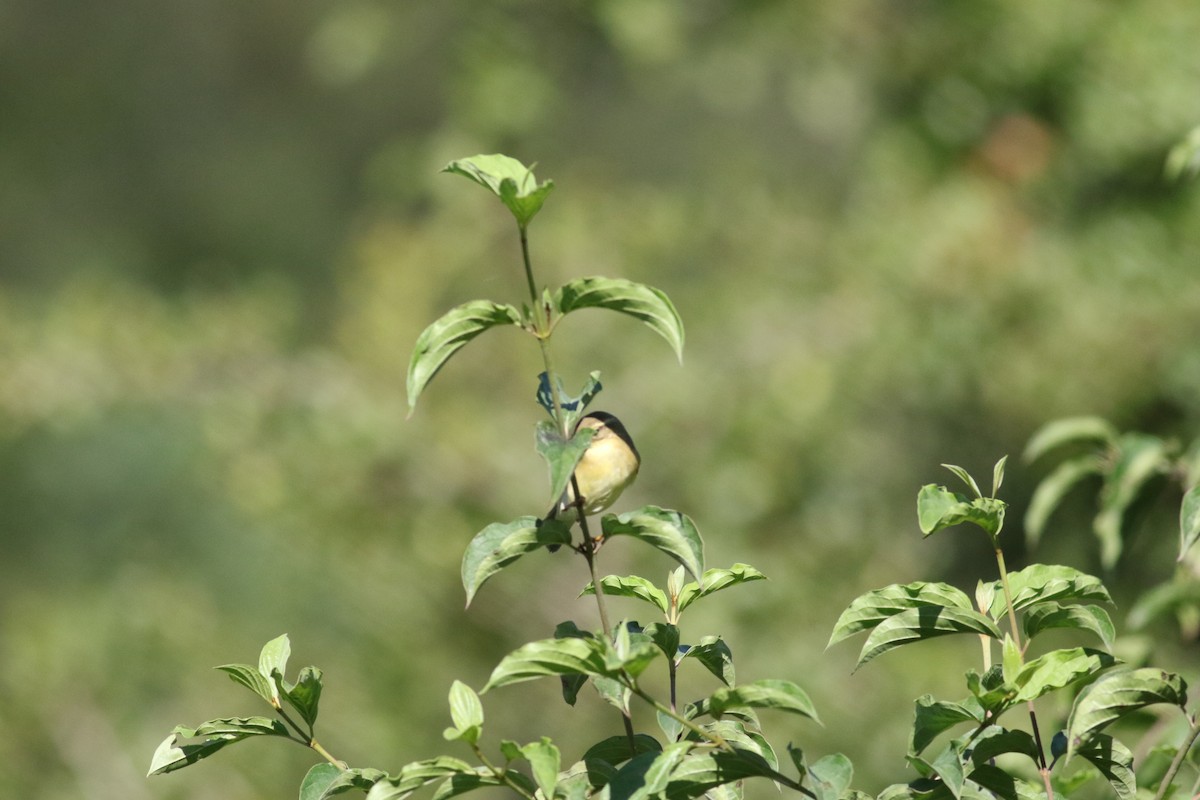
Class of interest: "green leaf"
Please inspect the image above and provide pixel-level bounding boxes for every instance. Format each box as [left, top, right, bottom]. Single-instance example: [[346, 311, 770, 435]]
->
[[300, 763, 378, 800], [991, 456, 1007, 498], [829, 582, 974, 647], [1127, 579, 1200, 631], [583, 734, 662, 770], [215, 663, 275, 704], [1024, 455, 1104, 549], [1066, 668, 1188, 759], [1010, 647, 1117, 703], [284, 666, 323, 729], [643, 622, 679, 662], [942, 464, 983, 499], [682, 636, 735, 686], [1024, 417, 1118, 463], [1001, 635, 1022, 686], [601, 506, 704, 582], [910, 695, 985, 756], [987, 565, 1111, 618], [1074, 734, 1135, 800], [461, 516, 573, 606], [447, 681, 483, 745], [1180, 485, 1200, 562], [553, 277, 685, 363], [967, 727, 1040, 766], [1022, 603, 1115, 649], [536, 371, 602, 430], [536, 420, 597, 511], [482, 636, 611, 692], [521, 738, 561, 800], [147, 717, 290, 776], [259, 634, 291, 703], [676, 563, 767, 613], [809, 753, 854, 800], [593, 675, 632, 714], [856, 606, 1002, 669], [708, 679, 821, 723], [643, 747, 778, 800], [917, 485, 1006, 538], [442, 154, 554, 227], [1165, 125, 1200, 182], [912, 746, 964, 800], [406, 300, 523, 413], [364, 757, 476, 800], [1095, 433, 1171, 568], [581, 575, 669, 615]]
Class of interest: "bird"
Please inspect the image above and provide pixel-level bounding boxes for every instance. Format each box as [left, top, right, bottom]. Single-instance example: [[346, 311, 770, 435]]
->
[[545, 411, 640, 524]]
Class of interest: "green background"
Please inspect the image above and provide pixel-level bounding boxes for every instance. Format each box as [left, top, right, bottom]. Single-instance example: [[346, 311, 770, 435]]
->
[[2, 2, 1198, 797]]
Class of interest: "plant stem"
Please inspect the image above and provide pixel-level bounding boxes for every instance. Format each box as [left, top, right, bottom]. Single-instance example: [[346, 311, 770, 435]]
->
[[994, 546, 1053, 797], [474, 744, 538, 800], [274, 704, 346, 770], [1155, 712, 1200, 800]]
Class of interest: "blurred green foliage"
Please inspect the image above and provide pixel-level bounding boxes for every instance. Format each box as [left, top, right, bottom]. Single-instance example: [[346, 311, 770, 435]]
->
[[2, 2, 1199, 798]]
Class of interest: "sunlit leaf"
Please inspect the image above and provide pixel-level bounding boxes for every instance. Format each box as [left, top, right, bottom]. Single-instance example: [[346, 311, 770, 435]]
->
[[447, 681, 483, 745], [442, 154, 554, 227], [581, 574, 669, 615], [601, 506, 704, 582], [917, 485, 1006, 538], [300, 763, 382, 800], [991, 456, 1007, 498], [1075, 735, 1135, 800], [1010, 647, 1117, 703], [987, 565, 1111, 618], [482, 637, 611, 692], [1024, 455, 1103, 549], [364, 757, 475, 800], [553, 277, 684, 363], [856, 607, 1001, 670], [1066, 668, 1188, 759], [1023, 417, 1117, 463], [708, 679, 821, 723], [967, 727, 1039, 766], [910, 695, 985, 756], [406, 300, 523, 413], [809, 753, 854, 800], [536, 420, 596, 510], [461, 516, 573, 606], [682, 636, 735, 686], [1094, 433, 1171, 568], [942, 464, 983, 499], [521, 738, 561, 800], [1180, 485, 1200, 562], [258, 634, 290, 703], [828, 582, 974, 647], [283, 665, 323, 729], [1022, 603, 1114, 649], [147, 717, 289, 776], [677, 563, 766, 613], [214, 663, 274, 704]]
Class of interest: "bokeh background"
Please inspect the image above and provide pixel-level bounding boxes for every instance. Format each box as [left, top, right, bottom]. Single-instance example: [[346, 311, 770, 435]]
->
[[3, 2, 1199, 798]]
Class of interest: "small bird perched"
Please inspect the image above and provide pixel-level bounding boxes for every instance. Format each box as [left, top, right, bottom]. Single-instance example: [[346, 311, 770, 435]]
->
[[546, 411, 640, 523]]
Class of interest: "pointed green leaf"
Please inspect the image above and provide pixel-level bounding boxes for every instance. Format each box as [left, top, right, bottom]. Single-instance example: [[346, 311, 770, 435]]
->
[[917, 485, 1005, 538], [1095, 433, 1171, 568], [1022, 603, 1114, 649], [1024, 417, 1117, 463], [1180, 485, 1200, 562], [553, 277, 684, 363], [442, 154, 554, 227], [258, 634, 291, 703], [1066, 668, 1188, 759], [447, 681, 483, 745], [991, 456, 1007, 498], [364, 757, 476, 800], [645, 747, 777, 800], [147, 717, 290, 776], [942, 464, 983, 499], [1025, 455, 1104, 548], [536, 420, 596, 510], [919, 747, 964, 800], [987, 565, 1111, 618], [482, 637, 611, 692], [676, 563, 767, 613], [521, 738, 561, 800], [583, 734, 662, 770], [1011, 647, 1117, 703], [1074, 734, 1135, 800], [461, 516, 573, 606], [281, 665, 323, 729], [708, 679, 820, 723], [829, 582, 974, 646], [910, 695, 985, 756], [601, 506, 704, 582], [809, 753, 854, 800], [406, 300, 523, 413], [682, 636, 735, 686], [645, 622, 680, 659], [856, 607, 1002, 669], [429, 769, 530, 800], [536, 371, 602, 430], [966, 727, 1039, 766], [1001, 635, 1022, 686], [593, 675, 632, 714], [300, 763, 371, 800], [581, 575, 669, 614], [215, 663, 275, 704]]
